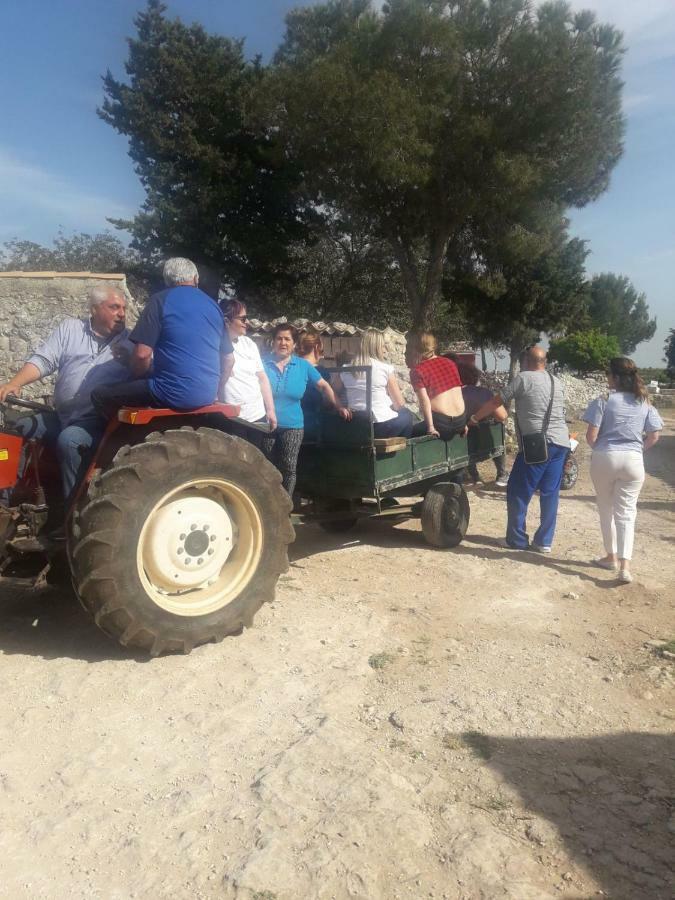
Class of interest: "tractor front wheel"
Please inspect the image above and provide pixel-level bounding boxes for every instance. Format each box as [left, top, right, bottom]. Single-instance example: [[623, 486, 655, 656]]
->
[[69, 427, 293, 655]]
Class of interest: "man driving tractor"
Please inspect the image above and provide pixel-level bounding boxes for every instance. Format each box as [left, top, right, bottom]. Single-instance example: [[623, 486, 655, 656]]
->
[[0, 285, 131, 500]]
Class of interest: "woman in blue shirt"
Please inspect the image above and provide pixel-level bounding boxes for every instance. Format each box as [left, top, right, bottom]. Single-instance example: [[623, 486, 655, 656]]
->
[[262, 324, 350, 496], [583, 357, 663, 583]]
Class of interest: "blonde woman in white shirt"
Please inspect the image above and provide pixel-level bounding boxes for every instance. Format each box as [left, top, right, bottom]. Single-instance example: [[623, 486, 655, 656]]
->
[[219, 300, 276, 444], [334, 329, 413, 437]]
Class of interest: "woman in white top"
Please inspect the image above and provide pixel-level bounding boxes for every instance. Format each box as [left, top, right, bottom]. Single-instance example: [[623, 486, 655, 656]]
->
[[219, 300, 276, 442], [582, 357, 663, 583], [333, 329, 413, 438]]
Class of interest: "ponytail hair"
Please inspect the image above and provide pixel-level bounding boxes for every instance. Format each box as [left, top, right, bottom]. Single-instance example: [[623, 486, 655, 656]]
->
[[609, 357, 648, 402], [408, 332, 437, 366], [298, 329, 324, 357]]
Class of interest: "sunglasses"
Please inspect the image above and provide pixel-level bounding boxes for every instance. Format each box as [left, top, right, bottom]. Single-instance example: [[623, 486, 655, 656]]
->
[[232, 315, 249, 322]]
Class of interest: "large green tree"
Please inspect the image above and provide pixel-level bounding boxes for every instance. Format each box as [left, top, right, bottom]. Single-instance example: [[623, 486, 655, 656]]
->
[[586, 272, 656, 354], [272, 0, 625, 329], [99, 0, 308, 299], [450, 206, 589, 375]]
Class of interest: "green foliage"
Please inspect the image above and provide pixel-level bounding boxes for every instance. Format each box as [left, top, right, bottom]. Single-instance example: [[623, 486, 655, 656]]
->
[[254, 213, 412, 328], [0, 231, 152, 302], [586, 273, 656, 353], [639, 367, 668, 384], [451, 205, 589, 371], [272, 0, 625, 325], [663, 329, 675, 378], [549, 329, 620, 373], [99, 0, 308, 298]]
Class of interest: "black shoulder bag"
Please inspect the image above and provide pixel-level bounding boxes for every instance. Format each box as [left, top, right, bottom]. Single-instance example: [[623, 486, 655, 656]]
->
[[519, 372, 555, 465]]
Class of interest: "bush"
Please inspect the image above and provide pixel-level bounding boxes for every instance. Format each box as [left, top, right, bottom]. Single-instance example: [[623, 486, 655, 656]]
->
[[639, 368, 668, 384], [549, 330, 621, 374]]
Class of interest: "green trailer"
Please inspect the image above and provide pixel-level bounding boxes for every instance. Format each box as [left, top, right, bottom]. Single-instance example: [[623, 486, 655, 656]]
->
[[294, 367, 505, 548]]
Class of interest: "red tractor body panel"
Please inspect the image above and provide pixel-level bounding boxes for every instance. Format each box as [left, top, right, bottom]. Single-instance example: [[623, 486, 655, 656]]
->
[[0, 433, 24, 490]]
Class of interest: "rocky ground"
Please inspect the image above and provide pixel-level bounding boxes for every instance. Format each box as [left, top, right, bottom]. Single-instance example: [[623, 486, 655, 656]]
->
[[0, 417, 673, 899]]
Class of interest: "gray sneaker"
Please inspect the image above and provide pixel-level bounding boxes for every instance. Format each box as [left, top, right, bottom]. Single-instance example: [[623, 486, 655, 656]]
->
[[495, 475, 509, 487], [530, 543, 552, 554]]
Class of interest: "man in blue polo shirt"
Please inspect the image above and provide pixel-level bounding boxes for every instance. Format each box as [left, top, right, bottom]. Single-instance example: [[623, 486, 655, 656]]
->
[[91, 257, 233, 417]]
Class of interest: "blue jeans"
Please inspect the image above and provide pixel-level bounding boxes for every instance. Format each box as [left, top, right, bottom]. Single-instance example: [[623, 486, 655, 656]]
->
[[373, 408, 414, 438], [15, 412, 105, 501], [506, 444, 568, 549]]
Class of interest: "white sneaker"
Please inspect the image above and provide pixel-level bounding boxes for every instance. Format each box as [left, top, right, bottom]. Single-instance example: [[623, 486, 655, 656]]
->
[[495, 475, 509, 487], [618, 570, 633, 583], [530, 543, 552, 554]]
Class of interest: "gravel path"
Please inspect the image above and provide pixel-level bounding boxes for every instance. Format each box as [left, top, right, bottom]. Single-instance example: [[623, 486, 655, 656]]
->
[[0, 418, 673, 899]]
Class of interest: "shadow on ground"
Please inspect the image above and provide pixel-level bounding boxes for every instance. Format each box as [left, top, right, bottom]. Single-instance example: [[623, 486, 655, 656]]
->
[[0, 583, 148, 663], [461, 730, 674, 900]]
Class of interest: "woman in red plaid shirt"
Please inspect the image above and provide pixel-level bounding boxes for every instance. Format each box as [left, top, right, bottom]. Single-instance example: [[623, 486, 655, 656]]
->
[[409, 333, 467, 439]]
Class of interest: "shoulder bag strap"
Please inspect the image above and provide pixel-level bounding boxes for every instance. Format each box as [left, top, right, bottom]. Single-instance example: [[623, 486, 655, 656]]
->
[[541, 372, 555, 435]]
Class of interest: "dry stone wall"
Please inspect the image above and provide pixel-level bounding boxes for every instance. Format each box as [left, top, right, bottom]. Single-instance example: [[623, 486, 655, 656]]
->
[[0, 274, 137, 400]]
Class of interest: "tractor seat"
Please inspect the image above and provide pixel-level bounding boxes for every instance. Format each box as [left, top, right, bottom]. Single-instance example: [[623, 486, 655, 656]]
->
[[117, 402, 240, 425]]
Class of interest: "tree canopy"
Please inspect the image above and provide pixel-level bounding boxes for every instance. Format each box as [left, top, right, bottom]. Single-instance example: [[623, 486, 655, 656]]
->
[[450, 204, 589, 374], [585, 272, 657, 354], [0, 231, 152, 301], [272, 0, 625, 327], [549, 329, 620, 373], [99, 0, 628, 340], [99, 0, 308, 299]]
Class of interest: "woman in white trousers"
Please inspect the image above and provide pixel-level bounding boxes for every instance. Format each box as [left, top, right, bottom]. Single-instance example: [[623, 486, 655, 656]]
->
[[583, 357, 663, 583]]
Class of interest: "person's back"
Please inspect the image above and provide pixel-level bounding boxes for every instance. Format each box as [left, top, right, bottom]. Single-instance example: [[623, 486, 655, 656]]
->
[[143, 285, 226, 409], [504, 369, 569, 449], [589, 392, 658, 453], [461, 383, 493, 419], [341, 357, 395, 422]]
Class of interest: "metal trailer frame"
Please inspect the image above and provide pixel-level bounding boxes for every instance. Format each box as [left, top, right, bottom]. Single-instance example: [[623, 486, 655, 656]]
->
[[294, 365, 505, 526]]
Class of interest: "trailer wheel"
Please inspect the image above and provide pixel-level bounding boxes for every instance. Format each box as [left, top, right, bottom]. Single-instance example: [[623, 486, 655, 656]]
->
[[561, 455, 578, 491], [421, 482, 470, 548], [69, 427, 293, 655]]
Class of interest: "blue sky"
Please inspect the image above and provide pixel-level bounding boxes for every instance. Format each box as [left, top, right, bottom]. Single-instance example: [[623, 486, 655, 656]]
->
[[1, 0, 673, 365]]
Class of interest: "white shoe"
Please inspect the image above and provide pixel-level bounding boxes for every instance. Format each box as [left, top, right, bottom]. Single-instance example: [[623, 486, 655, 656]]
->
[[618, 570, 633, 583], [593, 557, 619, 572], [530, 543, 552, 554], [495, 475, 509, 487]]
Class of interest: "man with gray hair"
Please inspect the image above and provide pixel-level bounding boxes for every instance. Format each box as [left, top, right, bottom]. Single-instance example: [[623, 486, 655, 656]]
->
[[0, 286, 132, 499], [91, 257, 234, 417]]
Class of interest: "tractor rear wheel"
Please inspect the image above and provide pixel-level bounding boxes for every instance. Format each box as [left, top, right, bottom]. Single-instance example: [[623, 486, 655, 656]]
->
[[69, 427, 293, 655], [421, 481, 470, 548]]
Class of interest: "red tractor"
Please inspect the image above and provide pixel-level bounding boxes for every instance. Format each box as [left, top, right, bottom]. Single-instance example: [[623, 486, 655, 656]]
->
[[0, 397, 293, 655]]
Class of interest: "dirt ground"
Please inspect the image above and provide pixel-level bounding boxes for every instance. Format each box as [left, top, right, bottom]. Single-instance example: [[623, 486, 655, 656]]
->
[[0, 417, 673, 900]]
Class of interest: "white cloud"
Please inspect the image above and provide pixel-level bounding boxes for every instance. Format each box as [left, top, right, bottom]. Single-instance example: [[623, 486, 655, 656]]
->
[[0, 147, 133, 232]]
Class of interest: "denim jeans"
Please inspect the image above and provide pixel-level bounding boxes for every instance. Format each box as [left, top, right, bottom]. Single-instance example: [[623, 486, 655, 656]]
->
[[15, 412, 105, 501], [505, 444, 568, 549], [373, 407, 414, 438]]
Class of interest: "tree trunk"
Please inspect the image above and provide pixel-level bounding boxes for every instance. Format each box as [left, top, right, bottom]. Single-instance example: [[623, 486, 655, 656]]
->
[[480, 346, 488, 371]]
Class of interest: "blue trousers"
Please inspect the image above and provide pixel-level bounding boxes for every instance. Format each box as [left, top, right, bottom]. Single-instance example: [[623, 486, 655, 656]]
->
[[373, 407, 414, 438], [506, 444, 568, 549], [15, 412, 104, 501]]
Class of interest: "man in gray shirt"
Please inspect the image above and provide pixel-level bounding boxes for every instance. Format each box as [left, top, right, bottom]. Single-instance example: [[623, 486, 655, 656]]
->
[[470, 346, 570, 552], [0, 286, 132, 500]]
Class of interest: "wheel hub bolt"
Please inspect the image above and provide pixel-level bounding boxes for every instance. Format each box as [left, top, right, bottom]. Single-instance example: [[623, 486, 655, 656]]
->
[[197, 558, 204, 565]]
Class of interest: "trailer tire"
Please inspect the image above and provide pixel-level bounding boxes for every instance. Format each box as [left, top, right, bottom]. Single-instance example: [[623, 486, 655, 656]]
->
[[69, 427, 293, 656], [421, 482, 470, 548]]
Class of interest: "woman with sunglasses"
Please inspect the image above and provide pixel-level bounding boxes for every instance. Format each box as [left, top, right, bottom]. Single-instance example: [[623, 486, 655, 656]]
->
[[219, 299, 276, 444]]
